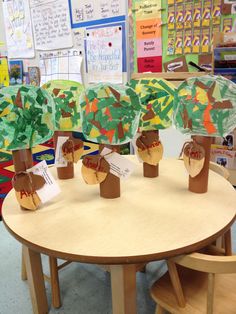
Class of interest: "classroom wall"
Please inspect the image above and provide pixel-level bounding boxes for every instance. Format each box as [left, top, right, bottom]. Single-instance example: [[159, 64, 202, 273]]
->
[[0, 2, 188, 157], [0, 1, 7, 53]]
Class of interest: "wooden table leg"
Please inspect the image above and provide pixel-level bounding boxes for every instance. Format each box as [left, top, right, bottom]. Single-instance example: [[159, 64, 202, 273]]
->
[[224, 229, 232, 256], [23, 245, 48, 314], [49, 256, 61, 308], [110, 264, 137, 314]]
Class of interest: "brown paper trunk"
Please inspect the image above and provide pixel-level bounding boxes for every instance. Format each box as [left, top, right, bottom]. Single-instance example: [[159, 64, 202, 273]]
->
[[189, 136, 212, 193], [143, 130, 159, 178], [99, 144, 120, 199], [12, 149, 34, 210], [54, 131, 74, 180]]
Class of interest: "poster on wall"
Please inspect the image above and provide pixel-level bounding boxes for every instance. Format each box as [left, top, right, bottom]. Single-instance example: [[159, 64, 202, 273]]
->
[[2, 0, 35, 58], [30, 0, 73, 50], [133, 0, 162, 73], [39, 49, 82, 85], [0, 57, 10, 87], [69, 0, 126, 28], [85, 25, 123, 83]]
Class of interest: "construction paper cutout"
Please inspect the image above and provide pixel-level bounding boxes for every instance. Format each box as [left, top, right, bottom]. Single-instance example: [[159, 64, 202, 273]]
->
[[80, 83, 141, 145], [12, 172, 45, 210], [173, 75, 236, 137], [62, 138, 84, 163], [42, 80, 84, 131], [0, 85, 55, 151], [81, 155, 110, 184], [136, 133, 163, 166], [182, 141, 205, 178], [128, 78, 176, 131]]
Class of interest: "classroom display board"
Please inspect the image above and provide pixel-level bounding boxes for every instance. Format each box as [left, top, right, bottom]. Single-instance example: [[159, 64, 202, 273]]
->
[[131, 0, 236, 73], [0, 0, 127, 86], [1, 0, 236, 83]]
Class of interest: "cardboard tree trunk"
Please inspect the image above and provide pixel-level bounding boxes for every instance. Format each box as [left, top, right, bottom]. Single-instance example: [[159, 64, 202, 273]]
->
[[142, 130, 159, 178], [99, 144, 120, 199], [189, 136, 212, 193], [12, 149, 34, 210], [54, 131, 74, 179]]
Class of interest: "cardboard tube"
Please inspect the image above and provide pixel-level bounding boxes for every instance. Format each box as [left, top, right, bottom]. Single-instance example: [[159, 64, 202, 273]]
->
[[12, 149, 34, 210], [99, 144, 120, 199], [189, 136, 212, 193], [12, 149, 33, 172], [142, 130, 159, 178], [54, 131, 74, 180]]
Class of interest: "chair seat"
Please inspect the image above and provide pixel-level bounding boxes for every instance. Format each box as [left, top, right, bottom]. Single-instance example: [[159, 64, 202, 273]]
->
[[151, 266, 236, 314]]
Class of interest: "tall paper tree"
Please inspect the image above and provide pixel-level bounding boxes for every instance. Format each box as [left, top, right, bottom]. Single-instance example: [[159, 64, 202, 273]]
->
[[128, 78, 176, 177], [43, 80, 84, 179], [80, 83, 141, 198], [173, 75, 236, 193], [0, 85, 55, 209]]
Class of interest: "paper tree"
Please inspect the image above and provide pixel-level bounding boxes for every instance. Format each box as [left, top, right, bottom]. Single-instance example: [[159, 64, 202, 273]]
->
[[0, 85, 55, 209], [80, 83, 141, 198], [128, 78, 176, 178], [173, 75, 236, 193], [42, 80, 84, 179]]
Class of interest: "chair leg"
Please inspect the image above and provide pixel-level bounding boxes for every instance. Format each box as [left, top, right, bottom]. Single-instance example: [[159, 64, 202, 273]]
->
[[224, 229, 232, 256], [156, 305, 165, 314], [49, 256, 61, 308], [21, 246, 27, 281]]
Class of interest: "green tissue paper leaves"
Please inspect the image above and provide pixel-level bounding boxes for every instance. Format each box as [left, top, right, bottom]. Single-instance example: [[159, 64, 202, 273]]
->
[[0, 85, 55, 150]]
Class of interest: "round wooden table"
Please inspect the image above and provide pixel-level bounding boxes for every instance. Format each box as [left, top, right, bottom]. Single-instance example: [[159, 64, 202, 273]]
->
[[2, 157, 236, 314]]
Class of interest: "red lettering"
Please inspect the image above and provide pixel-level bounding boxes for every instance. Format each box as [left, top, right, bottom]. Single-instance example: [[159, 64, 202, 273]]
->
[[140, 141, 160, 151]]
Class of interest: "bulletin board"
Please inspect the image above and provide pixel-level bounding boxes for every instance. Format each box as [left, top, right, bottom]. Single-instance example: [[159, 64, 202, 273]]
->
[[0, 0, 128, 86], [1, 0, 236, 81], [131, 0, 236, 74]]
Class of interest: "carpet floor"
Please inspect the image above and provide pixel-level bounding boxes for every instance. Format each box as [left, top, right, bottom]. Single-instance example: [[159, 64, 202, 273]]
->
[[0, 221, 236, 314]]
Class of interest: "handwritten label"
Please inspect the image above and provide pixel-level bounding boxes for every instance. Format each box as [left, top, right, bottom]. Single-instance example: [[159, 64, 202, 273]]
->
[[27, 160, 61, 203], [30, 0, 73, 50], [86, 25, 123, 83], [101, 148, 136, 179], [70, 0, 125, 25]]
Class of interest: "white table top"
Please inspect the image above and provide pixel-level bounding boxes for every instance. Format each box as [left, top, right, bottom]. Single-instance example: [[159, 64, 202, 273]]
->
[[2, 157, 236, 264]]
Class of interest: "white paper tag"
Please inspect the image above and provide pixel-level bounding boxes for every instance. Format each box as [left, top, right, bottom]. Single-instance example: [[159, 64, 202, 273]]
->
[[27, 160, 61, 204], [101, 148, 136, 179], [54, 136, 69, 167]]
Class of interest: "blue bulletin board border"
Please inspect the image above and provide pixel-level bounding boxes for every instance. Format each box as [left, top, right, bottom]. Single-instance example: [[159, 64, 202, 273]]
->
[[85, 22, 127, 72], [68, 0, 126, 29]]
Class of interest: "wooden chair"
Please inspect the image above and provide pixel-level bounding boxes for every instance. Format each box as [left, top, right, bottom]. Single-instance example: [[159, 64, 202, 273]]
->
[[151, 251, 236, 314]]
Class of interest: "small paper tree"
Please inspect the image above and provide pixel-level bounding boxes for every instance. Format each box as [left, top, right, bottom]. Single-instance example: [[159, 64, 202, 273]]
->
[[0, 85, 55, 209], [173, 75, 236, 193], [42, 80, 84, 179], [80, 83, 141, 198], [128, 78, 176, 178]]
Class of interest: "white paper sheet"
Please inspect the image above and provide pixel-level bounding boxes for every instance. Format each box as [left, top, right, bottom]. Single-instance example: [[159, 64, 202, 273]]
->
[[2, 0, 35, 58], [27, 160, 61, 204], [39, 49, 83, 85], [30, 0, 73, 50], [73, 29, 85, 55], [86, 25, 123, 83], [70, 0, 125, 25]]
